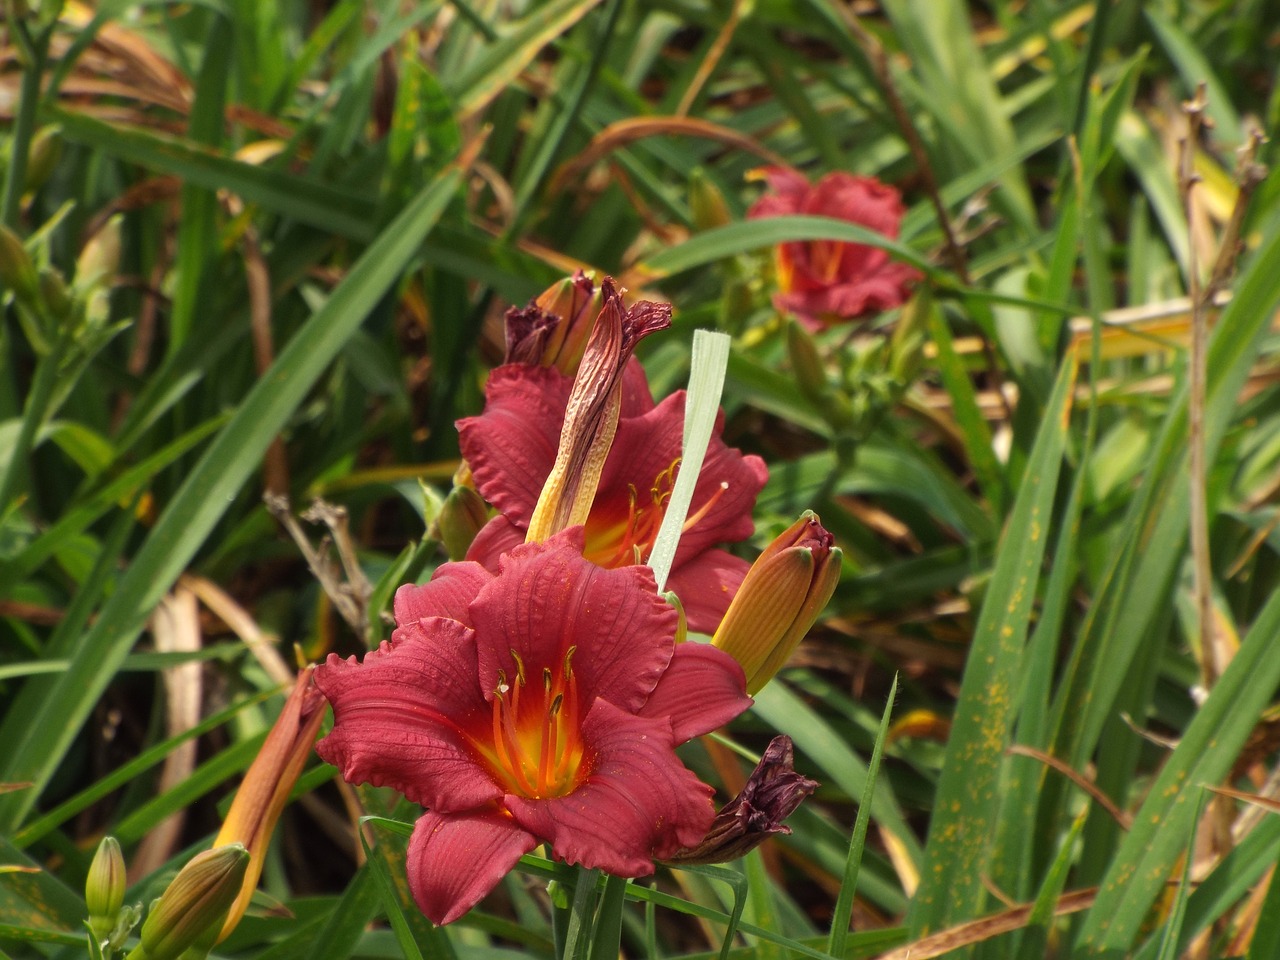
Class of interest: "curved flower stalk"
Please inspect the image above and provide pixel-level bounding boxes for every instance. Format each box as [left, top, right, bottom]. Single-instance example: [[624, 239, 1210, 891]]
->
[[459, 281, 767, 633], [748, 167, 920, 330], [314, 528, 752, 925]]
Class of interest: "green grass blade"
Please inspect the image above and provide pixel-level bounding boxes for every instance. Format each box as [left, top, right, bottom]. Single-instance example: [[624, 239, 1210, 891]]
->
[[0, 164, 464, 830], [642, 216, 933, 280], [362, 832, 427, 960], [829, 673, 898, 959], [167, 14, 232, 354], [449, 0, 603, 117], [1049, 222, 1280, 778], [752, 681, 922, 866], [1246, 844, 1280, 960], [1076, 588, 1280, 955], [906, 354, 1076, 936], [47, 107, 376, 241], [926, 306, 1007, 517]]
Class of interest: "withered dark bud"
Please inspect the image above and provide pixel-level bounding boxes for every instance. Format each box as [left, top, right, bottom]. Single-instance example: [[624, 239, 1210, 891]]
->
[[665, 735, 818, 865], [504, 271, 601, 374]]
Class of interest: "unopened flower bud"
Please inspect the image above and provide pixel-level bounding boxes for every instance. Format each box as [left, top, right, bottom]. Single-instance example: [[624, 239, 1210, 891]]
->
[[77, 214, 122, 292], [39, 267, 72, 320], [786, 321, 828, 408], [135, 844, 249, 960], [666, 736, 817, 864], [211, 670, 325, 943], [86, 836, 126, 941], [504, 271, 602, 375], [712, 512, 840, 694], [689, 169, 732, 231], [438, 484, 490, 561], [24, 126, 62, 194], [0, 225, 39, 305]]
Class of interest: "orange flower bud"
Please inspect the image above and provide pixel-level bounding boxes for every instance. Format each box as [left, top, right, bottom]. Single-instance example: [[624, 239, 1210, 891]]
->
[[712, 512, 840, 694], [210, 668, 326, 942]]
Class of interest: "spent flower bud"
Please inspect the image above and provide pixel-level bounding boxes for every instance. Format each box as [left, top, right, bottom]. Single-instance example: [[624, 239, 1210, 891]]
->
[[525, 279, 671, 542], [712, 512, 840, 694], [134, 844, 248, 960], [666, 736, 817, 864], [504, 271, 603, 375], [86, 836, 126, 941]]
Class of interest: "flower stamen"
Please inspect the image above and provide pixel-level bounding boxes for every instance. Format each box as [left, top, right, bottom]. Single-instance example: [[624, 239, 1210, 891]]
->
[[479, 649, 586, 799]]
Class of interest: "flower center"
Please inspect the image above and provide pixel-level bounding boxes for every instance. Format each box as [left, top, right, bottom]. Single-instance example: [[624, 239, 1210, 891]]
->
[[481, 647, 586, 799], [582, 458, 728, 569]]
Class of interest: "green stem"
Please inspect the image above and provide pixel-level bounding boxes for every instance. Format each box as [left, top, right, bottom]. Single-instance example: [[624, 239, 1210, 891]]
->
[[559, 867, 601, 960], [1, 19, 50, 228], [587, 875, 628, 960], [0, 334, 64, 521]]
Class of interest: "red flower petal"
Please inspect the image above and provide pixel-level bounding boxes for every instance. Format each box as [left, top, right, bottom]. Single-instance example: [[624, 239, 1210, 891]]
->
[[458, 365, 565, 523], [469, 531, 677, 711], [465, 516, 524, 572], [314, 620, 501, 812], [407, 809, 538, 925], [638, 642, 750, 742], [459, 361, 660, 532], [393, 560, 492, 630], [591, 391, 766, 564], [504, 699, 716, 874]]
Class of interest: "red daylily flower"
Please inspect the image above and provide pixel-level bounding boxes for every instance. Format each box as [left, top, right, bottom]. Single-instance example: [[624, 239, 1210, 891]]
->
[[314, 529, 751, 925], [748, 167, 920, 330], [458, 364, 768, 633]]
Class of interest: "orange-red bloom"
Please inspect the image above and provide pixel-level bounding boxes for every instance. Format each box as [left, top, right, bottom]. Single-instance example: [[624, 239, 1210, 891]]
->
[[749, 167, 919, 330], [314, 529, 751, 925]]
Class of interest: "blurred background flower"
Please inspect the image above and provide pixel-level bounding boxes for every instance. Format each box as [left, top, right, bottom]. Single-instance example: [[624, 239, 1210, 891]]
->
[[748, 167, 920, 329]]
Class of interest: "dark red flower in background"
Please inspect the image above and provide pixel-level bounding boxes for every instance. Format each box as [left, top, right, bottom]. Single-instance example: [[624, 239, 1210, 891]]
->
[[314, 530, 751, 925], [748, 167, 919, 329]]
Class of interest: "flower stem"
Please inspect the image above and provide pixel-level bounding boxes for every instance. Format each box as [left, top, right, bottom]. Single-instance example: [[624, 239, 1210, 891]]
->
[[1, 18, 50, 229], [557, 867, 601, 960], [587, 875, 628, 960]]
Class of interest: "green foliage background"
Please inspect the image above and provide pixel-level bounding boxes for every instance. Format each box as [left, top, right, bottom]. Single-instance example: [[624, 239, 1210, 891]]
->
[[2, 0, 1280, 957]]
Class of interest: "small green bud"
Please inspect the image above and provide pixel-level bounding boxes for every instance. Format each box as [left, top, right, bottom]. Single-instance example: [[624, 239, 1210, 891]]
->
[[135, 844, 249, 960], [38, 267, 72, 320], [86, 836, 126, 942], [689, 169, 732, 231], [785, 321, 827, 407], [888, 290, 929, 385], [437, 484, 490, 561], [24, 126, 63, 194], [0, 225, 39, 305], [76, 214, 122, 292]]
